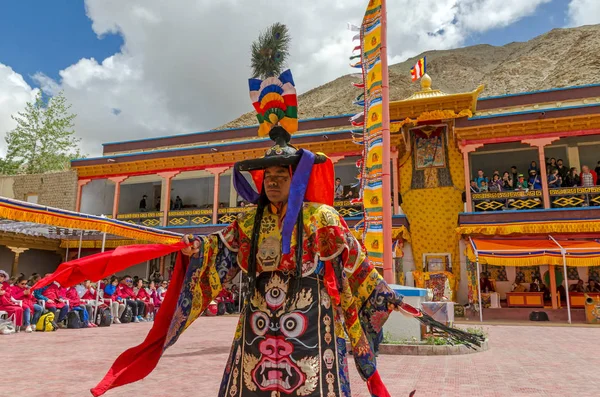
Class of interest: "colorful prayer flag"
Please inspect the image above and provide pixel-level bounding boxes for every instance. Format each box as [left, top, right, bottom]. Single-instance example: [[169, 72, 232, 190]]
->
[[410, 57, 426, 81]]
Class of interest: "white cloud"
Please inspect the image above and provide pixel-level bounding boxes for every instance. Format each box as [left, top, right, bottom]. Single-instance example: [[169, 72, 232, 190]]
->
[[1, 0, 550, 156], [567, 0, 600, 26], [0, 64, 39, 155]]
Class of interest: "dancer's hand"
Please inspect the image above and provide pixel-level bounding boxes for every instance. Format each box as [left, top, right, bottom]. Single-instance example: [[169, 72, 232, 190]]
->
[[181, 235, 200, 257]]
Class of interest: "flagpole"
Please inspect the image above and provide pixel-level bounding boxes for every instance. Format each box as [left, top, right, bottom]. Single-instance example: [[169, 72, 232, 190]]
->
[[380, 0, 394, 284]]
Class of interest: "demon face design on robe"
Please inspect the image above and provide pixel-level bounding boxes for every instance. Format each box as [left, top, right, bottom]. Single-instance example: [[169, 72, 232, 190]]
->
[[243, 273, 322, 396]]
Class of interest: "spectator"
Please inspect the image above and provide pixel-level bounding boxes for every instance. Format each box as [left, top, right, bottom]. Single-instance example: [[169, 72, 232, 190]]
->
[[474, 169, 488, 189], [547, 158, 557, 174], [479, 180, 489, 192], [480, 273, 495, 293], [215, 288, 235, 315], [148, 280, 161, 312], [117, 275, 146, 323], [155, 196, 161, 211], [134, 279, 155, 321], [564, 167, 580, 187], [556, 159, 569, 182], [34, 279, 69, 328], [515, 174, 528, 191], [11, 276, 41, 332], [334, 178, 344, 200], [174, 195, 183, 210], [489, 174, 503, 192], [528, 161, 540, 175], [547, 169, 562, 188], [157, 280, 168, 303], [469, 180, 480, 193], [0, 270, 8, 288], [586, 279, 600, 293], [528, 170, 542, 190], [570, 279, 585, 293], [580, 165, 597, 187], [502, 171, 513, 190], [139, 195, 148, 212], [595, 161, 600, 185], [0, 283, 24, 331], [66, 284, 94, 327], [510, 166, 519, 185], [103, 276, 125, 324]]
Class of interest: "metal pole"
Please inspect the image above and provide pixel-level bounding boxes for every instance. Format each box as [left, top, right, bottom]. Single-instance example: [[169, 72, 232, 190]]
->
[[549, 235, 571, 324], [469, 237, 483, 322], [93, 232, 107, 323], [77, 230, 84, 259], [380, 0, 394, 284]]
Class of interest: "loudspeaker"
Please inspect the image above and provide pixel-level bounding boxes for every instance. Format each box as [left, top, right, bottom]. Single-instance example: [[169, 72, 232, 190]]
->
[[529, 311, 549, 321]]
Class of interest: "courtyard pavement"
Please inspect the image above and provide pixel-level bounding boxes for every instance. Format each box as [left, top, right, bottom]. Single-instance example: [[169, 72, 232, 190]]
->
[[2, 316, 599, 396]]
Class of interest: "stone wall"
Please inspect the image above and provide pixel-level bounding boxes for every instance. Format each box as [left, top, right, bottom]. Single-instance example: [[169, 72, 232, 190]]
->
[[4, 170, 78, 211]]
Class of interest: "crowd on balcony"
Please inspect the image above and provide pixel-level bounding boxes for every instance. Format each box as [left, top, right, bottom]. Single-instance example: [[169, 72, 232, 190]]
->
[[470, 158, 600, 194]]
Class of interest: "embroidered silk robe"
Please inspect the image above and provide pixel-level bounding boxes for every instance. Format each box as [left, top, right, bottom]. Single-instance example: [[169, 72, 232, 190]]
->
[[165, 202, 401, 397]]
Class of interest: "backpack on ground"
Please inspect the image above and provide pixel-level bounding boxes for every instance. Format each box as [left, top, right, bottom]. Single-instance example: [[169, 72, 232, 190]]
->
[[120, 305, 133, 324], [36, 312, 57, 332], [67, 311, 82, 329], [95, 305, 112, 327], [0, 318, 16, 334]]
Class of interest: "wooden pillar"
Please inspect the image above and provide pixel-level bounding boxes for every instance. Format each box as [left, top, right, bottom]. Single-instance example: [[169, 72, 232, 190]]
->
[[206, 167, 230, 224], [459, 144, 483, 212], [523, 138, 559, 209], [391, 149, 400, 215], [158, 171, 180, 227], [8, 247, 28, 276], [108, 176, 129, 218], [549, 264, 558, 309], [75, 179, 92, 212]]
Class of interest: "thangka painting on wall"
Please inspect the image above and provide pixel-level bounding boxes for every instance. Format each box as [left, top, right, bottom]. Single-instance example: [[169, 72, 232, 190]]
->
[[411, 125, 454, 189], [414, 127, 446, 169], [515, 266, 541, 283], [590, 266, 600, 282], [485, 265, 508, 281], [425, 253, 452, 273]]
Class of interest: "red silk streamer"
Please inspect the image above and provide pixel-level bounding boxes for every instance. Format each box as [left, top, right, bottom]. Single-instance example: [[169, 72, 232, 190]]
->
[[367, 370, 391, 397], [91, 251, 190, 396], [32, 242, 187, 290]]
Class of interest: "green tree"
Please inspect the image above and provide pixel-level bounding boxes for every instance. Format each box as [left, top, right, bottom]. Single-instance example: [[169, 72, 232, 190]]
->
[[1, 91, 83, 175]]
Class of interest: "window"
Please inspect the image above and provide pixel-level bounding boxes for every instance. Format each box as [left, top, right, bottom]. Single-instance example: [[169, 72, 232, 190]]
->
[[26, 194, 39, 204]]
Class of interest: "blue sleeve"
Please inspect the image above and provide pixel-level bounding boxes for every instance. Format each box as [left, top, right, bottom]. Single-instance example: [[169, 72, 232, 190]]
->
[[34, 288, 48, 301]]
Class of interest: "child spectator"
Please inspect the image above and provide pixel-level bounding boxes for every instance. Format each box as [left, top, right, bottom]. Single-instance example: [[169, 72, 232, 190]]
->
[[148, 280, 161, 311], [11, 276, 41, 332], [0, 270, 9, 290], [479, 180, 489, 192], [103, 276, 125, 324], [515, 174, 528, 191], [489, 174, 503, 192], [547, 169, 562, 188], [0, 283, 24, 331], [528, 170, 542, 190], [135, 279, 155, 321], [34, 279, 69, 328], [528, 160, 540, 175], [118, 275, 145, 323]]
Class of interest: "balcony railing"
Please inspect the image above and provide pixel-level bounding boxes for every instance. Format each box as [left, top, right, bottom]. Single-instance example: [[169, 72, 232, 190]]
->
[[471, 190, 543, 212], [116, 201, 364, 227], [549, 187, 600, 208], [116, 211, 163, 227]]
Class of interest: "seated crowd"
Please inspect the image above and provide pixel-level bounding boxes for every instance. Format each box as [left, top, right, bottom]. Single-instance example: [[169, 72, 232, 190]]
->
[[0, 269, 169, 334], [470, 158, 600, 194]]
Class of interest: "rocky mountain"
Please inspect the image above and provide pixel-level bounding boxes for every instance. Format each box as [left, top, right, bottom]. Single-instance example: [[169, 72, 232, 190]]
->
[[219, 24, 600, 129]]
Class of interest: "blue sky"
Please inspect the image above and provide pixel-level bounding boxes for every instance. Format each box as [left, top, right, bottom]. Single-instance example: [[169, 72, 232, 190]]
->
[[0, 0, 122, 86], [0, 0, 570, 90], [464, 0, 569, 46]]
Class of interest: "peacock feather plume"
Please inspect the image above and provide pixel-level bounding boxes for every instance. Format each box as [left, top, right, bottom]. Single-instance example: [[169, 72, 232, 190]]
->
[[250, 23, 291, 79]]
